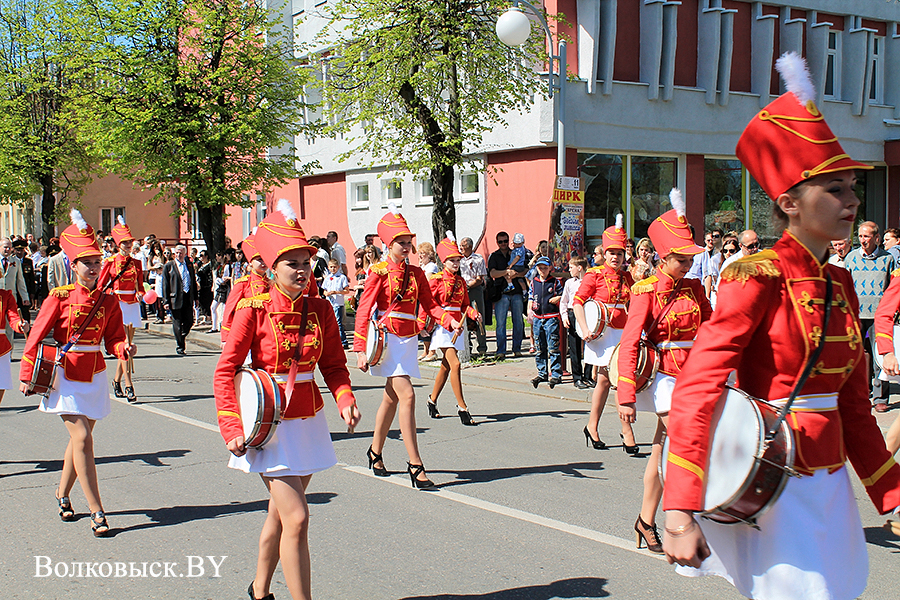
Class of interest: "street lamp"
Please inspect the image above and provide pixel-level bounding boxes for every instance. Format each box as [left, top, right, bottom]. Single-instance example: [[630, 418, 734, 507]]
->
[[496, 0, 567, 177]]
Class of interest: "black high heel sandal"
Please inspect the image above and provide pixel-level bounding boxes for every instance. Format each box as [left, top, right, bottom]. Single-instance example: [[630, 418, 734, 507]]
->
[[91, 511, 110, 537], [620, 433, 640, 455], [125, 387, 137, 403], [407, 463, 435, 489], [56, 493, 76, 522], [248, 581, 275, 600], [366, 446, 388, 477], [457, 408, 476, 426], [634, 515, 663, 553], [582, 426, 607, 450], [112, 381, 124, 398], [427, 396, 440, 419]]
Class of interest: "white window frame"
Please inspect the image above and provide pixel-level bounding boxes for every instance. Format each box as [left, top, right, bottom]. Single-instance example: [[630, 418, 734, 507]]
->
[[256, 193, 267, 224], [869, 35, 885, 104], [416, 178, 434, 206], [381, 179, 402, 208], [824, 30, 842, 99], [457, 171, 481, 204], [99, 207, 126, 237], [350, 182, 370, 210]]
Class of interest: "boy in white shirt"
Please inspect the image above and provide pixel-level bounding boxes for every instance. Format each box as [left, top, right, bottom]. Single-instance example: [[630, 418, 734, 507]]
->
[[560, 256, 589, 389], [322, 258, 351, 348]]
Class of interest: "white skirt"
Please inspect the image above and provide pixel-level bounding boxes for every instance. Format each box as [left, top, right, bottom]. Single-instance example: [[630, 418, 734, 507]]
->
[[0, 349, 11, 390], [369, 333, 420, 378], [676, 467, 867, 600], [39, 369, 110, 421], [431, 324, 462, 352], [584, 327, 623, 367], [228, 410, 337, 477], [633, 373, 675, 414], [119, 300, 143, 328]]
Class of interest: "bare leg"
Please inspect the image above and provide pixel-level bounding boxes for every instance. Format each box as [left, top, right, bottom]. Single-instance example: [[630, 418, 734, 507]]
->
[[0, 389, 4, 405], [261, 475, 312, 600], [639, 415, 668, 525], [371, 387, 399, 456], [586, 367, 611, 440], [114, 361, 124, 384], [431, 356, 450, 405], [443, 349, 466, 411], [58, 438, 78, 498], [61, 416, 103, 514], [886, 412, 900, 455], [252, 495, 282, 599], [621, 419, 637, 447], [122, 324, 134, 388]]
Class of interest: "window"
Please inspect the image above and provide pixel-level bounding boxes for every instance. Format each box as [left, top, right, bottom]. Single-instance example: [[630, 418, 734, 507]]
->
[[869, 36, 885, 103], [704, 159, 744, 236], [579, 153, 624, 252], [458, 172, 480, 203], [382, 180, 401, 207], [351, 183, 369, 209], [417, 178, 434, 206], [256, 193, 267, 224], [630, 155, 678, 241], [824, 30, 841, 99], [100, 207, 125, 236]]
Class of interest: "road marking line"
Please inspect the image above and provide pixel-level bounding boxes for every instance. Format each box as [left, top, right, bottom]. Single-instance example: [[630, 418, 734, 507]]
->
[[111, 396, 219, 433], [341, 465, 665, 560]]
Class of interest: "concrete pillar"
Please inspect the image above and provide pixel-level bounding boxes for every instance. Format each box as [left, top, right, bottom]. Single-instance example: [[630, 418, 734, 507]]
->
[[751, 3, 778, 108]]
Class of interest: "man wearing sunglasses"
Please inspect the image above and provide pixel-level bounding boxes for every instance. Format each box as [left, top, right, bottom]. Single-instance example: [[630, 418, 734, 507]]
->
[[719, 229, 760, 274]]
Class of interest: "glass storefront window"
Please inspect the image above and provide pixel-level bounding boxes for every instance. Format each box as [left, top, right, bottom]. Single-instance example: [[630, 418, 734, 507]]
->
[[631, 156, 677, 241], [578, 153, 624, 255], [747, 175, 782, 248], [704, 159, 744, 237]]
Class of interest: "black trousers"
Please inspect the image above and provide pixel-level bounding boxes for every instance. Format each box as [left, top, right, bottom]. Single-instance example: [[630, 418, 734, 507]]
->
[[861, 318, 889, 401], [566, 309, 584, 382], [172, 301, 194, 351]]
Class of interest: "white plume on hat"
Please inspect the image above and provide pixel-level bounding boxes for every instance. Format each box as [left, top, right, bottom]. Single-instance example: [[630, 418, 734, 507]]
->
[[446, 230, 456, 242], [775, 51, 815, 107], [387, 201, 401, 217], [669, 188, 686, 219], [276, 198, 297, 221], [615, 213, 623, 230], [117, 215, 127, 227], [70, 208, 88, 231]]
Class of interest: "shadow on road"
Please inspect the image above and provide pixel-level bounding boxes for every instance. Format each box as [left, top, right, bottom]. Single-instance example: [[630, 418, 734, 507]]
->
[[106, 499, 269, 535], [0, 449, 191, 479], [431, 461, 605, 488], [864, 525, 900, 551], [399, 577, 609, 599], [478, 409, 588, 424], [0, 404, 38, 414]]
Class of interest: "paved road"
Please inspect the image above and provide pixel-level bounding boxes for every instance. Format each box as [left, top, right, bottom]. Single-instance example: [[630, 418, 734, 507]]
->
[[2, 329, 898, 599]]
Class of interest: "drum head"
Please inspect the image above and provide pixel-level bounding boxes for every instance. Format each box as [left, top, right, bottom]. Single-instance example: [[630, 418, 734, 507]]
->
[[582, 301, 600, 335], [366, 321, 379, 358], [703, 388, 762, 510], [607, 344, 621, 388], [235, 369, 263, 440]]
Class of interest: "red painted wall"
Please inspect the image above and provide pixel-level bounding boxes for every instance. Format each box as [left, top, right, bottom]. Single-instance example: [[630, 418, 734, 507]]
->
[[674, 0, 698, 88], [724, 0, 752, 93], [483, 148, 557, 259], [297, 173, 354, 250], [547, 0, 578, 76], [685, 154, 706, 242], [861, 19, 887, 37], [817, 13, 844, 31], [614, 1, 641, 83], [79, 174, 179, 242]]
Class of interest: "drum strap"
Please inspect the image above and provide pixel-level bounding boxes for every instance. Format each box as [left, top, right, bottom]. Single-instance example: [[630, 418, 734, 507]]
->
[[767, 274, 833, 441], [284, 297, 310, 407], [376, 263, 411, 327]]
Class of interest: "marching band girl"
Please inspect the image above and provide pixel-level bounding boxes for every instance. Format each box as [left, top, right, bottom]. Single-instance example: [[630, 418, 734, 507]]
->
[[874, 271, 900, 455], [663, 53, 900, 599], [573, 215, 637, 452], [213, 199, 360, 600], [219, 232, 270, 346], [0, 287, 28, 405], [98, 215, 143, 402], [353, 205, 460, 488], [615, 191, 712, 553], [20, 210, 135, 537], [424, 232, 482, 426]]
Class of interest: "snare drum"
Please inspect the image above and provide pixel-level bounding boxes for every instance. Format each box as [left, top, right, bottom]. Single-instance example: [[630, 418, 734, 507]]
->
[[575, 300, 609, 339], [234, 367, 283, 449], [660, 386, 795, 526], [25, 344, 59, 397], [608, 339, 660, 392], [366, 320, 386, 366]]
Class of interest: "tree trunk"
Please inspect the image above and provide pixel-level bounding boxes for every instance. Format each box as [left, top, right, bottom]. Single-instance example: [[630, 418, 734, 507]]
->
[[40, 172, 56, 242], [431, 163, 456, 244], [197, 204, 226, 257]]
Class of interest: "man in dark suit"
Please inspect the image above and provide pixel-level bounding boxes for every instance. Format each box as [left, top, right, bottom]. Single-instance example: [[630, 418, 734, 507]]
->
[[160, 244, 197, 355], [12, 239, 35, 322]]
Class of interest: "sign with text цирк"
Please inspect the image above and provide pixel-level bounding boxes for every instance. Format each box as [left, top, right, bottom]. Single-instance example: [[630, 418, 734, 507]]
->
[[549, 176, 584, 274]]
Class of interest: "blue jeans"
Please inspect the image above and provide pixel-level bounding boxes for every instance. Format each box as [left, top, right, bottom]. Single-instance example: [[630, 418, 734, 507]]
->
[[493, 292, 524, 355], [332, 304, 347, 345], [532, 316, 562, 378]]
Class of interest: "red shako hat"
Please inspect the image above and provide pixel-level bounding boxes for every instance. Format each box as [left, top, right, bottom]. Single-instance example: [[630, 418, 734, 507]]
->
[[736, 52, 871, 201], [647, 189, 703, 258], [60, 209, 102, 262], [110, 215, 135, 245], [602, 214, 627, 252], [254, 199, 316, 267], [377, 202, 415, 250], [436, 231, 463, 262], [241, 229, 261, 262]]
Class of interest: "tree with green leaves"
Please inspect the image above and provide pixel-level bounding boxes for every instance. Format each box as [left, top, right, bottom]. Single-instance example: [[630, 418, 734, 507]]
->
[[0, 0, 95, 242], [70, 0, 315, 256], [316, 0, 549, 243]]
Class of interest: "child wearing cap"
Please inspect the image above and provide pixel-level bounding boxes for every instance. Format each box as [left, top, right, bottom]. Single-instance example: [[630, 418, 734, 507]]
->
[[504, 232, 528, 293], [527, 256, 563, 388]]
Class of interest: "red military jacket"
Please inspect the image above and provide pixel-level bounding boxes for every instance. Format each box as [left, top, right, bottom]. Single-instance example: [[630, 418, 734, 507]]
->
[[573, 264, 634, 329], [20, 283, 128, 383], [353, 258, 449, 352], [0, 289, 25, 357], [97, 253, 144, 304], [425, 269, 480, 323], [221, 271, 271, 343], [616, 270, 712, 405], [214, 285, 356, 444], [874, 268, 900, 356], [664, 230, 900, 513]]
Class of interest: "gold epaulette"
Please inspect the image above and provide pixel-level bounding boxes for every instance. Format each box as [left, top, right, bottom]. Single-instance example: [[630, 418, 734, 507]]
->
[[631, 275, 658, 295], [892, 268, 900, 278], [50, 284, 76, 298], [587, 266, 603, 273], [720, 250, 781, 283], [370, 261, 388, 276], [430, 271, 443, 280], [236, 293, 270, 309], [234, 274, 250, 284], [105, 255, 116, 263]]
